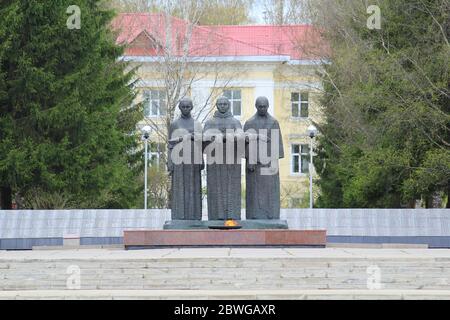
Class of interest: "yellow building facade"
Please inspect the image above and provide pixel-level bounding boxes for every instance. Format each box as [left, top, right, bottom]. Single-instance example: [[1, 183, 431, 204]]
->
[[126, 59, 322, 208]]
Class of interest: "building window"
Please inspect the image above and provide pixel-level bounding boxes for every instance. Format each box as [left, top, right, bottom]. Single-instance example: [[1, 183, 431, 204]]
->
[[291, 92, 309, 118], [223, 89, 242, 117], [291, 144, 310, 174], [146, 143, 165, 167], [144, 90, 166, 117]]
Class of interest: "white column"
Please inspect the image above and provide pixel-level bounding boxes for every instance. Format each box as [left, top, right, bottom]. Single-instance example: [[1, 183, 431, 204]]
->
[[191, 85, 211, 122], [190, 84, 210, 218], [254, 82, 275, 116], [144, 139, 148, 210], [309, 137, 313, 209]]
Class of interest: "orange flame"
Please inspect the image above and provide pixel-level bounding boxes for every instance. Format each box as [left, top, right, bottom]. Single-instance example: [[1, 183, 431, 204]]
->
[[224, 219, 238, 227]]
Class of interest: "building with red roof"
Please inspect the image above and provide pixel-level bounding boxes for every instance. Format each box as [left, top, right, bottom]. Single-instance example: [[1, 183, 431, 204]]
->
[[113, 13, 326, 207]]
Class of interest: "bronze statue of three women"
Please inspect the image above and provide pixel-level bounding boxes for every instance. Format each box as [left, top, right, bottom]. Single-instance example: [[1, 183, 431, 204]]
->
[[168, 95, 284, 222]]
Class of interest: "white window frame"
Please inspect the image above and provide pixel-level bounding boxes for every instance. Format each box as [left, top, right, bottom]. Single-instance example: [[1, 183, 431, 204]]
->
[[144, 89, 166, 118], [291, 92, 309, 119], [290, 143, 310, 175], [223, 89, 242, 117]]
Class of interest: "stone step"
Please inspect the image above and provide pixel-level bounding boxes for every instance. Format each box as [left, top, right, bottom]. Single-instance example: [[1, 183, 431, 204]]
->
[[1, 260, 450, 290], [0, 289, 450, 300], [2, 248, 450, 292]]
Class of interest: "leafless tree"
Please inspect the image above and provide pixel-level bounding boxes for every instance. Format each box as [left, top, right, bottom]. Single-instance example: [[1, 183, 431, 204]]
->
[[281, 181, 310, 208], [109, 0, 255, 25], [262, 0, 309, 25], [114, 1, 247, 207]]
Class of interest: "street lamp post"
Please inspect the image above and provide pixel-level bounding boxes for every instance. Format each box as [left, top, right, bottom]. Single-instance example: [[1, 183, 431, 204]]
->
[[307, 125, 318, 209], [141, 126, 152, 210]]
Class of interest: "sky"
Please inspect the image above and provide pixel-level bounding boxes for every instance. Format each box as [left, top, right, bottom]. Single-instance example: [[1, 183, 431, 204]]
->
[[249, 1, 266, 24]]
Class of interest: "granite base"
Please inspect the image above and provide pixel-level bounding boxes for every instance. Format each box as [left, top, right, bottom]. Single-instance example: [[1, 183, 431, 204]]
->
[[163, 219, 289, 230]]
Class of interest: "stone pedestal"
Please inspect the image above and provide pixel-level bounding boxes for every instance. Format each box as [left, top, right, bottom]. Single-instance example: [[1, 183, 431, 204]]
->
[[163, 219, 289, 230], [63, 234, 80, 247], [124, 229, 326, 248]]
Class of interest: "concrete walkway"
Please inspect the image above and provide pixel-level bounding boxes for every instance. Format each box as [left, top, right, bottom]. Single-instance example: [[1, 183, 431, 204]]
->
[[2, 247, 450, 260]]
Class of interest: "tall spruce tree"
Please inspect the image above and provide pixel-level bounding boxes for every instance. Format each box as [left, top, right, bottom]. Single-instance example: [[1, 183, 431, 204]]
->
[[310, 0, 449, 208], [0, 0, 142, 208]]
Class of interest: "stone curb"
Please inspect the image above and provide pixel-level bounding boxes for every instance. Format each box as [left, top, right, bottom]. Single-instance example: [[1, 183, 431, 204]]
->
[[0, 289, 450, 300]]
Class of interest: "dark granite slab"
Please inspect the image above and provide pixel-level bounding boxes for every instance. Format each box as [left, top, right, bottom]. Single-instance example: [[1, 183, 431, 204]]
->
[[163, 219, 289, 230]]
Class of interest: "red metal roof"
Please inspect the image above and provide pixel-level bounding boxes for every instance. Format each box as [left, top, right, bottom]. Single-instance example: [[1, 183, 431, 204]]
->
[[112, 13, 327, 60]]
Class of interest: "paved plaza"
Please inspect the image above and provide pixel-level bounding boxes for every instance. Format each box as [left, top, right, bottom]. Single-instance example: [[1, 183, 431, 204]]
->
[[2, 247, 450, 259]]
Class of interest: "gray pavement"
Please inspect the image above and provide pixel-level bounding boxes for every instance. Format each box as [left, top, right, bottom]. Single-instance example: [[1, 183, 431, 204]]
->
[[2, 247, 450, 260]]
